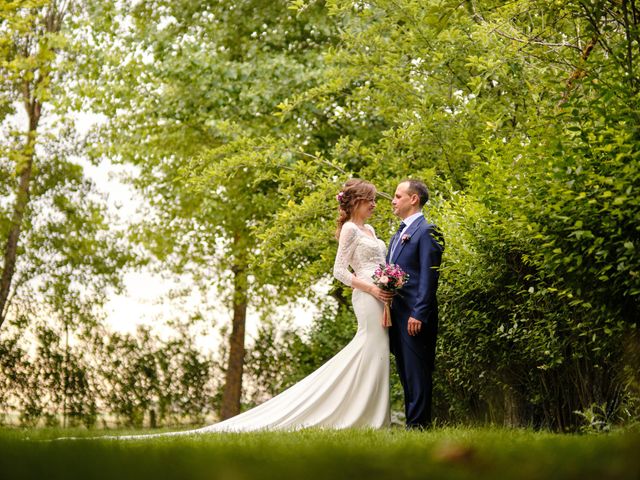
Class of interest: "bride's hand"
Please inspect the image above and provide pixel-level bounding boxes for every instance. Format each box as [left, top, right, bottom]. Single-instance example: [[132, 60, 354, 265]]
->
[[349, 275, 393, 302], [370, 286, 394, 303]]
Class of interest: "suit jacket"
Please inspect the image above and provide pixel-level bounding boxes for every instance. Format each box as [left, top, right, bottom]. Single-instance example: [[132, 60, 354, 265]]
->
[[386, 215, 444, 364]]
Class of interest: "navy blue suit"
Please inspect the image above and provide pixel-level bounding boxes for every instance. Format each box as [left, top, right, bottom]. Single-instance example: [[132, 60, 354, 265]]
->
[[387, 215, 444, 428]]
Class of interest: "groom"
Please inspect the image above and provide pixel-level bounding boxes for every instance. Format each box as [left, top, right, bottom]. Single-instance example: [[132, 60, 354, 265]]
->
[[387, 180, 444, 430]]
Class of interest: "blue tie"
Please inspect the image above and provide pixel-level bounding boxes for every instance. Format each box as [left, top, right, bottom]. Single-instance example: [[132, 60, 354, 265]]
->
[[390, 221, 406, 260]]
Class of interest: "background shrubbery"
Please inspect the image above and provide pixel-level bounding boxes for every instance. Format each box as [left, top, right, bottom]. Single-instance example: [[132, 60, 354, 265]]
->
[[0, 0, 638, 431]]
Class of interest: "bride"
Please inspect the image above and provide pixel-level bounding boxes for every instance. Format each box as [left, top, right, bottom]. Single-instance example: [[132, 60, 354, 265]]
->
[[115, 179, 393, 437]]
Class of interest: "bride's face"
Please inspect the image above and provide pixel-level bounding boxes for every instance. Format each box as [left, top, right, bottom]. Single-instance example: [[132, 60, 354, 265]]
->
[[353, 196, 376, 220]]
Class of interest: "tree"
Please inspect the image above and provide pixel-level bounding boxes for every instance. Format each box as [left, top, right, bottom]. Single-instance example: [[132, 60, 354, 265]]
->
[[0, 1, 131, 337], [0, 0, 68, 327], [78, 0, 340, 418]]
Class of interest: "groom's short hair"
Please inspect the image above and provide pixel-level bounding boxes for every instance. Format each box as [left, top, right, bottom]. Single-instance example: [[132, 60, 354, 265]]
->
[[402, 179, 429, 207]]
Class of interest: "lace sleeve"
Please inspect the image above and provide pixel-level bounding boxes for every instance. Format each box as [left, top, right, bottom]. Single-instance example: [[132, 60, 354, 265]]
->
[[333, 222, 359, 287]]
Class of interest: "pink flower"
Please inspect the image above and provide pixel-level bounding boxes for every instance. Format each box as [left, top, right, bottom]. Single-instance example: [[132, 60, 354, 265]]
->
[[372, 262, 409, 292], [401, 234, 411, 244]]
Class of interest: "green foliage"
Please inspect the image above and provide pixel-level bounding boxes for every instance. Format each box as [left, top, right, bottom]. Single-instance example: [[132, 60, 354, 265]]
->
[[0, 321, 98, 428], [90, 325, 219, 428], [421, 1, 639, 429], [243, 322, 310, 406], [4, 0, 639, 432], [0, 1, 134, 332], [0, 318, 220, 428], [75, 0, 345, 415], [0, 333, 31, 424], [259, 0, 640, 430]]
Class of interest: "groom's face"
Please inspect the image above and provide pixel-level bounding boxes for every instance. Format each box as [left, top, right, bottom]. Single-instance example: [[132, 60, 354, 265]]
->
[[392, 182, 416, 219]]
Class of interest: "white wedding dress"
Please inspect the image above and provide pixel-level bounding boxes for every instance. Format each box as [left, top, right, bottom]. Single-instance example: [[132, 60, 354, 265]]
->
[[113, 221, 389, 438]]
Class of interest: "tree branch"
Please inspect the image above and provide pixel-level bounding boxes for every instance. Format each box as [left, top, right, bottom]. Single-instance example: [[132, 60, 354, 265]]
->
[[622, 0, 638, 92], [288, 149, 348, 176], [491, 28, 583, 52], [558, 35, 598, 106]]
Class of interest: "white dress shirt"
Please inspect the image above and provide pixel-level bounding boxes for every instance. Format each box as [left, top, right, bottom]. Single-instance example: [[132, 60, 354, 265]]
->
[[398, 211, 424, 237], [390, 211, 424, 259]]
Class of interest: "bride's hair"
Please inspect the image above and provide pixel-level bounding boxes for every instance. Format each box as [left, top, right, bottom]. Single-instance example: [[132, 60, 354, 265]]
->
[[335, 179, 376, 239]]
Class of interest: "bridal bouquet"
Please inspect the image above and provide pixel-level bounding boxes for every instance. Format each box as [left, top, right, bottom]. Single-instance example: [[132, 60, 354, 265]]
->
[[372, 263, 409, 327]]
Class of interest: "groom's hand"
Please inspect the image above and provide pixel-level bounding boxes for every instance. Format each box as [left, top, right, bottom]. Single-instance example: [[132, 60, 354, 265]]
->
[[407, 317, 422, 336]]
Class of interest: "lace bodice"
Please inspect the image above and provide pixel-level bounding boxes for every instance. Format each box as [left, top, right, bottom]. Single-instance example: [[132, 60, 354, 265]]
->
[[333, 221, 387, 287]]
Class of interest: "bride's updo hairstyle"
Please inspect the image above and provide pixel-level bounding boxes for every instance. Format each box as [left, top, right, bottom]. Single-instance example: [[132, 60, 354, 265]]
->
[[335, 179, 376, 239]]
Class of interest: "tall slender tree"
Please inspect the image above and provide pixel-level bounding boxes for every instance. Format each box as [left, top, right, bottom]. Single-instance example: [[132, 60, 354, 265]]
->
[[0, 0, 131, 336], [81, 0, 339, 417], [0, 1, 68, 327]]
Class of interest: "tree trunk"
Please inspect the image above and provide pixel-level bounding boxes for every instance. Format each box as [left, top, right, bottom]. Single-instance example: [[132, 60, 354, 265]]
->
[[63, 319, 70, 429], [0, 102, 40, 328], [220, 245, 248, 420], [0, 2, 65, 329]]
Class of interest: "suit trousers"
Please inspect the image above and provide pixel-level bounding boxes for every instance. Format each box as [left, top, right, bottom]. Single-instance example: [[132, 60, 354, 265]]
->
[[390, 325, 434, 428]]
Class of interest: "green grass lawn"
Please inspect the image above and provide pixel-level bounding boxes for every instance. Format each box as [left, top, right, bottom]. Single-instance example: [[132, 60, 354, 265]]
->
[[1, 426, 639, 480]]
